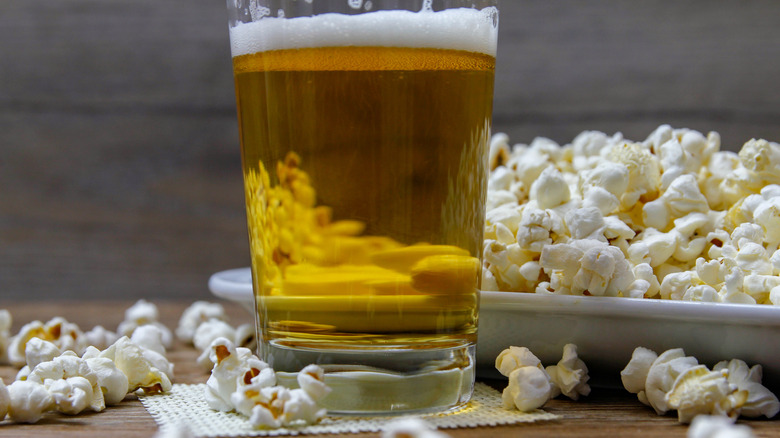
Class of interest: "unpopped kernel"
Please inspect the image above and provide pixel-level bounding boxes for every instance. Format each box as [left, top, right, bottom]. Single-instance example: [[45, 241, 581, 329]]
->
[[484, 126, 780, 304]]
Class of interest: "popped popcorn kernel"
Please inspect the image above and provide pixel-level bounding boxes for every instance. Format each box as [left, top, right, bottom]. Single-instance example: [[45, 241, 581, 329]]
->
[[6, 380, 54, 423], [176, 301, 229, 344], [545, 344, 591, 400], [382, 417, 452, 438], [623, 347, 780, 424], [117, 299, 174, 349]]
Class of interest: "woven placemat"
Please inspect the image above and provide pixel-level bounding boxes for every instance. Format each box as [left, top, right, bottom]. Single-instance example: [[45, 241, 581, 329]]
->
[[140, 382, 559, 436]]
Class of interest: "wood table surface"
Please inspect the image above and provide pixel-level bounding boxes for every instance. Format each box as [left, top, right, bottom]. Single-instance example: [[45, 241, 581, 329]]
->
[[0, 300, 778, 437]]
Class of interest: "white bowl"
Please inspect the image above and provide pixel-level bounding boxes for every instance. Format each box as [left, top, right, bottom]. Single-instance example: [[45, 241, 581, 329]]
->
[[209, 268, 780, 390]]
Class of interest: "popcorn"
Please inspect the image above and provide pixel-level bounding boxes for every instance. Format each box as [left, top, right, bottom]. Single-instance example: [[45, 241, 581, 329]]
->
[[6, 380, 54, 423], [483, 127, 780, 305], [176, 301, 229, 344], [98, 336, 172, 395], [643, 348, 699, 415], [117, 299, 173, 349], [529, 166, 570, 209], [8, 317, 87, 366], [48, 376, 100, 415], [713, 359, 780, 419], [687, 415, 756, 438], [27, 352, 106, 413], [545, 344, 590, 400], [83, 325, 119, 351], [25, 337, 62, 371], [623, 347, 779, 424], [665, 365, 746, 423], [83, 354, 130, 406], [0, 378, 9, 420], [204, 337, 329, 428], [502, 366, 553, 412], [205, 337, 273, 412], [620, 346, 658, 399], [381, 418, 451, 438], [495, 346, 545, 377], [541, 239, 634, 297], [131, 324, 168, 356], [0, 309, 11, 365]]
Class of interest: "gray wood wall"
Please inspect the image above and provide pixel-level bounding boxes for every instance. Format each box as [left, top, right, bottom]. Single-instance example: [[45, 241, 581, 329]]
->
[[2, 1, 779, 301]]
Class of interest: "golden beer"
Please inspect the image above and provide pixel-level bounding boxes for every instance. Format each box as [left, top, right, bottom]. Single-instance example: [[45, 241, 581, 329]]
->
[[229, 5, 497, 413]]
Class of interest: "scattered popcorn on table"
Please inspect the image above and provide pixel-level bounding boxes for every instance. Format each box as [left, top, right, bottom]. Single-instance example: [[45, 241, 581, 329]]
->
[[502, 366, 553, 412], [203, 337, 330, 429], [7, 317, 87, 366], [117, 299, 174, 349], [545, 344, 591, 400], [27, 352, 106, 413], [83, 325, 119, 351], [6, 380, 54, 423], [621, 346, 779, 423], [176, 301, 229, 344], [97, 336, 173, 395], [713, 359, 780, 418], [81, 349, 130, 406], [483, 126, 780, 304], [687, 415, 756, 438], [495, 344, 590, 412], [381, 417, 452, 438]]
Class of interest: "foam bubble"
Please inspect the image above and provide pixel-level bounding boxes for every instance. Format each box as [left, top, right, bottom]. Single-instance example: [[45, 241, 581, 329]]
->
[[229, 7, 498, 57]]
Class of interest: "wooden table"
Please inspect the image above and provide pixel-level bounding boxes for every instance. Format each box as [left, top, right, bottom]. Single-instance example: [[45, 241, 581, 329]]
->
[[1, 301, 779, 437]]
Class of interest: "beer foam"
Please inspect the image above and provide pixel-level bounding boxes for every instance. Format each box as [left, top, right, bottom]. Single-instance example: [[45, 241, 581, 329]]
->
[[229, 7, 498, 58]]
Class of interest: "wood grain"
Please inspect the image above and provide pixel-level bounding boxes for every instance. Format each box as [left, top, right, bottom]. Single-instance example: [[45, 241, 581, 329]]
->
[[1, 300, 779, 437]]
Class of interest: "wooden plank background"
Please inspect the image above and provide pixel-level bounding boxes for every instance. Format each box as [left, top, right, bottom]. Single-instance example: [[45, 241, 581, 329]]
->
[[2, 0, 780, 302]]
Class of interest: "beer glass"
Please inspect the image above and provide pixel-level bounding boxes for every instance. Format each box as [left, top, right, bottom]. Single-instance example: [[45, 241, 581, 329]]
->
[[226, 0, 498, 414]]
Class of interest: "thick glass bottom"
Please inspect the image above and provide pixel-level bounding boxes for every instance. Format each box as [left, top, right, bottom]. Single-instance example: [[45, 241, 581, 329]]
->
[[270, 342, 476, 414]]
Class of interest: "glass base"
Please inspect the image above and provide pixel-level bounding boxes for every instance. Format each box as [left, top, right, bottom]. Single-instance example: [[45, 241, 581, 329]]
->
[[271, 342, 476, 415]]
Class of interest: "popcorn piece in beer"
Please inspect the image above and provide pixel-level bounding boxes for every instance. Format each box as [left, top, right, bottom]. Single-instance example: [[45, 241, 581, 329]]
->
[[370, 244, 471, 274], [665, 365, 746, 424], [409, 254, 480, 295], [6, 380, 54, 423], [176, 301, 229, 344], [545, 344, 590, 400], [117, 299, 173, 349]]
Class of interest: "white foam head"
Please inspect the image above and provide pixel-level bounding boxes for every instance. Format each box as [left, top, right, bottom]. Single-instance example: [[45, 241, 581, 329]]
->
[[229, 7, 498, 57]]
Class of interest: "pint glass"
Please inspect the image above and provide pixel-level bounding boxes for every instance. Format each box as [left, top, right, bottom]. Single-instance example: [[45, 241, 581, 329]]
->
[[226, 0, 498, 414]]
